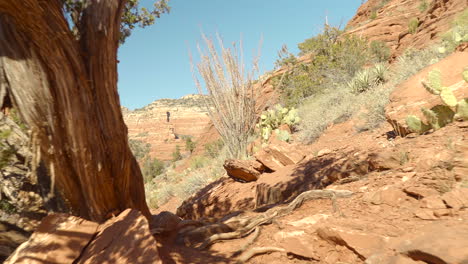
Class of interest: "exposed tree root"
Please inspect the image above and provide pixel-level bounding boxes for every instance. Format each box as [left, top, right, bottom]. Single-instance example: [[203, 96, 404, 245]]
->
[[236, 247, 286, 263], [231, 227, 260, 257], [188, 189, 353, 250]]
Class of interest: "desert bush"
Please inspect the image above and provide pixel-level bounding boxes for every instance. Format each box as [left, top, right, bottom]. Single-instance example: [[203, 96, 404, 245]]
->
[[0, 129, 15, 169], [142, 157, 165, 183], [347, 63, 388, 94], [439, 9, 468, 53], [204, 139, 224, 158], [193, 34, 259, 159], [129, 138, 151, 161], [408, 18, 420, 34], [171, 145, 182, 162], [185, 137, 196, 154], [370, 40, 391, 62], [190, 155, 209, 169], [278, 25, 371, 107], [418, 0, 428, 12], [274, 44, 297, 69]]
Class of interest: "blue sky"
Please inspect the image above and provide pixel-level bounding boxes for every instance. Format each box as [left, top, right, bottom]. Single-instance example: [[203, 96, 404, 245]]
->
[[118, 0, 362, 110]]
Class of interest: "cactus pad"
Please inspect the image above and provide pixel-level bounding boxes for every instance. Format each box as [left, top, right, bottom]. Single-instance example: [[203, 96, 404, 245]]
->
[[406, 115, 431, 134], [440, 87, 458, 107], [455, 99, 468, 121]]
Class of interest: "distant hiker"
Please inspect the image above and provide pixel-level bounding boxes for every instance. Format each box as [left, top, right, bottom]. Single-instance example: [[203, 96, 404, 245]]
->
[[166, 111, 170, 122]]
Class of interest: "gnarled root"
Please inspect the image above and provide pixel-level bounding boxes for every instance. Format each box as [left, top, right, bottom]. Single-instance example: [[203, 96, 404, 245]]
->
[[187, 189, 353, 250]]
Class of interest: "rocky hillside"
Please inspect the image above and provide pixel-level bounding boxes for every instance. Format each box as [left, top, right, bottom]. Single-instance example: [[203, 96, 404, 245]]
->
[[122, 94, 212, 161], [347, 0, 467, 56]]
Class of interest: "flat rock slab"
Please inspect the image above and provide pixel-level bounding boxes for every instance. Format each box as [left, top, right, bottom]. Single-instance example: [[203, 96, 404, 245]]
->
[[77, 209, 160, 263], [5, 214, 98, 264]]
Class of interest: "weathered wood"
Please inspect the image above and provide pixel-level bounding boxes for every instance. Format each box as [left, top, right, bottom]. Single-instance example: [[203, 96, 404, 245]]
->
[[0, 0, 150, 222]]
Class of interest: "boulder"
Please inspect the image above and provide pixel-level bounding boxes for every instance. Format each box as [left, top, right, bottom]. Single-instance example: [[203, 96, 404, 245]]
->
[[441, 187, 468, 210], [317, 226, 387, 260], [385, 52, 468, 136], [398, 223, 468, 264], [223, 159, 265, 182], [5, 214, 98, 264], [368, 151, 404, 171], [6, 209, 161, 264], [77, 209, 160, 263], [255, 139, 305, 171]]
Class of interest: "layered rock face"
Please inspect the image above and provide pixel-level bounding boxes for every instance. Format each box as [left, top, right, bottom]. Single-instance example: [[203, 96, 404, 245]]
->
[[122, 94, 212, 161], [346, 0, 467, 57]]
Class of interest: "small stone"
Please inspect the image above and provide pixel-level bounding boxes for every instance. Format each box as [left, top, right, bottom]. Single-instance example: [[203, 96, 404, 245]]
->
[[414, 209, 437, 220], [402, 167, 414, 172], [317, 148, 332, 157], [420, 195, 446, 209]]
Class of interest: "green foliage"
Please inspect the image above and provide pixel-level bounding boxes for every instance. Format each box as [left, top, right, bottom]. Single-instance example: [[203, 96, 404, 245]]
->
[[406, 69, 468, 133], [190, 156, 208, 169], [204, 139, 224, 158], [274, 129, 291, 142], [406, 115, 431, 134], [185, 137, 196, 154], [370, 40, 391, 62], [408, 18, 420, 34], [274, 45, 297, 69], [440, 9, 468, 53], [463, 68, 468, 82], [370, 11, 377, 20], [0, 129, 15, 169], [257, 104, 300, 142], [129, 138, 151, 161], [278, 25, 372, 107], [62, 0, 170, 44], [142, 157, 165, 183], [171, 145, 182, 162], [418, 0, 429, 12], [0, 200, 16, 214]]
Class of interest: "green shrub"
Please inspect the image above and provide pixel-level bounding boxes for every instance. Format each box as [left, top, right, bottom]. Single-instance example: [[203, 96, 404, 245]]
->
[[370, 11, 377, 20], [142, 157, 165, 183], [171, 145, 182, 162], [0, 129, 15, 169], [370, 40, 391, 62], [440, 9, 468, 53], [408, 18, 420, 34], [185, 137, 196, 154], [129, 138, 151, 161], [204, 139, 224, 158], [278, 25, 372, 107], [347, 63, 388, 94], [190, 156, 209, 169], [418, 0, 428, 12]]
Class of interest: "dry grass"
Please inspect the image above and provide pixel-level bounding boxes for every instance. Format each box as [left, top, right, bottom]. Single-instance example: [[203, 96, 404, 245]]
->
[[298, 44, 446, 143], [192, 34, 260, 159]]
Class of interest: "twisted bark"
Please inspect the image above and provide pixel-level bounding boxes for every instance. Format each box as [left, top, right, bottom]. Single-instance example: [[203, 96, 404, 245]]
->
[[0, 0, 150, 222]]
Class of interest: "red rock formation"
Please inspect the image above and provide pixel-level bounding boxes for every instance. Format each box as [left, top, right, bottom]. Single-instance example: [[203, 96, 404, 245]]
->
[[123, 94, 212, 161], [347, 0, 468, 57]]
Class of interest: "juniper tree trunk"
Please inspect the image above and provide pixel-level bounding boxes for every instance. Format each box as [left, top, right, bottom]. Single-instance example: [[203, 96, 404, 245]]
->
[[0, 0, 151, 222]]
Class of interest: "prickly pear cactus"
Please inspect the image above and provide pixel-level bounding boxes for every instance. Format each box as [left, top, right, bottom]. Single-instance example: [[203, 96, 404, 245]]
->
[[257, 104, 301, 142], [455, 99, 468, 121], [406, 115, 431, 134], [407, 68, 467, 134], [440, 87, 458, 107], [422, 69, 443, 95]]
